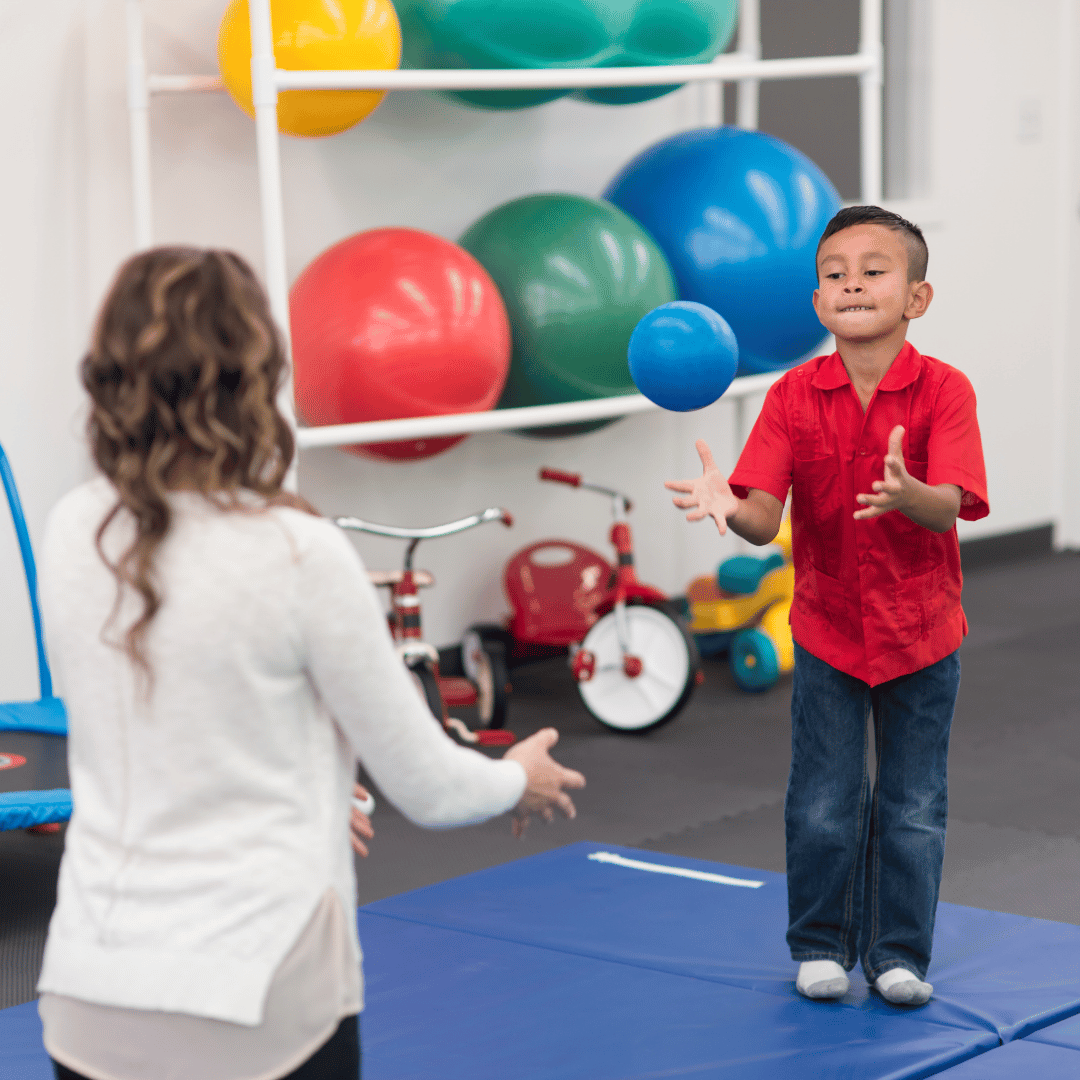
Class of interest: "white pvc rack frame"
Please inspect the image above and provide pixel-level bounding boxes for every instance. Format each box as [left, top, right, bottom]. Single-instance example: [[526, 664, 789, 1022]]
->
[[125, 0, 883, 451]]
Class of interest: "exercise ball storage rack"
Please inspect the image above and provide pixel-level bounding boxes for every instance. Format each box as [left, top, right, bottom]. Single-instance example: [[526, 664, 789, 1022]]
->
[[124, 0, 885, 455]]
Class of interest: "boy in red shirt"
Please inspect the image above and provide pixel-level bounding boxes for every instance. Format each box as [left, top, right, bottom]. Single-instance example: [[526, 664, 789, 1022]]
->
[[666, 205, 988, 1006]]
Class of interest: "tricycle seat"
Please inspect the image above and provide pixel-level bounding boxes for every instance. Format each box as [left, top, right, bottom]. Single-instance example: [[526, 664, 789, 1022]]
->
[[504, 541, 612, 646]]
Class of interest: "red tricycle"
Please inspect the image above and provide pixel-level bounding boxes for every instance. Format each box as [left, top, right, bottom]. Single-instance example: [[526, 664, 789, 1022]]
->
[[335, 508, 516, 748], [469, 468, 701, 733]]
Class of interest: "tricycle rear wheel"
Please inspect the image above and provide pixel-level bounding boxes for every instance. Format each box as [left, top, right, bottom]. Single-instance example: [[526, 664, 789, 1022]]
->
[[460, 630, 510, 730]]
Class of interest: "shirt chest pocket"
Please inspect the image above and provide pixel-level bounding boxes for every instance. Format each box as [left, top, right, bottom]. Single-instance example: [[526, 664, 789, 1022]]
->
[[791, 455, 843, 579]]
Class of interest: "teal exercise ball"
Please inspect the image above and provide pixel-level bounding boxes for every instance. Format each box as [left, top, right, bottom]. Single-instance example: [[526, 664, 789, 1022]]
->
[[605, 127, 841, 376], [459, 193, 677, 437], [396, 0, 739, 110]]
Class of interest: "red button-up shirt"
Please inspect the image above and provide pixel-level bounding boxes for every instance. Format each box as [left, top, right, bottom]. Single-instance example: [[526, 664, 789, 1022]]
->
[[729, 342, 989, 686]]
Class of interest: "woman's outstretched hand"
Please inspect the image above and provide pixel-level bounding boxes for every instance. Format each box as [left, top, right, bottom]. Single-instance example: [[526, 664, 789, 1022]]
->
[[504, 728, 586, 838], [665, 439, 739, 535], [350, 783, 375, 857]]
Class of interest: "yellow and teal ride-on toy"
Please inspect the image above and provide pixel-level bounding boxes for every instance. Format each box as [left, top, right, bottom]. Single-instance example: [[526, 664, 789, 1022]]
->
[[678, 518, 794, 692]]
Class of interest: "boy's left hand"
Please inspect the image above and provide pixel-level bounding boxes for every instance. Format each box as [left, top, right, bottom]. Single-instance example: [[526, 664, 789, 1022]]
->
[[854, 426, 910, 519]]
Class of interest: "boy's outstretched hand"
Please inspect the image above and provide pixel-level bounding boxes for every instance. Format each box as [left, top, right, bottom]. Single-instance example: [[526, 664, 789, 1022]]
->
[[665, 439, 739, 535], [855, 425, 962, 533], [854, 425, 911, 519]]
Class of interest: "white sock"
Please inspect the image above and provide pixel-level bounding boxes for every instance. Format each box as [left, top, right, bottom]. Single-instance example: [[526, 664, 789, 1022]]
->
[[875, 967, 933, 1005], [796, 960, 850, 1000]]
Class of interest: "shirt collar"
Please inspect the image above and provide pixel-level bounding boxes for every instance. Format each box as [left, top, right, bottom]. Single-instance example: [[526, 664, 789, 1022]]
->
[[810, 341, 923, 392]]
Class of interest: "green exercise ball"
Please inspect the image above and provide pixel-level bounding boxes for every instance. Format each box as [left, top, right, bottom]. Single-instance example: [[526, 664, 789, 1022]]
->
[[396, 0, 739, 111], [459, 193, 677, 437]]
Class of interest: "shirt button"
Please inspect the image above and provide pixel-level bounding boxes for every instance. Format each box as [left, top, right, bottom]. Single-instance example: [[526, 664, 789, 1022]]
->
[[859, 447, 868, 456]]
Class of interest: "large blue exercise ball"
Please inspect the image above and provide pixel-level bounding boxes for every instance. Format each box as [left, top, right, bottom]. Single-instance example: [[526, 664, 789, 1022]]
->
[[628, 301, 738, 411], [604, 127, 841, 376]]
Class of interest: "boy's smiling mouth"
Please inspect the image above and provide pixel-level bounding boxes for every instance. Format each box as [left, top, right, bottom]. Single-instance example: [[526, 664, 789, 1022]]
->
[[840, 305, 874, 312]]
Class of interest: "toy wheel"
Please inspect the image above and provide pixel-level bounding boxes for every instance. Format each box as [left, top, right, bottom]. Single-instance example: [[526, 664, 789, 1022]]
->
[[577, 604, 698, 732], [408, 659, 445, 723], [461, 630, 510, 730], [730, 628, 780, 692]]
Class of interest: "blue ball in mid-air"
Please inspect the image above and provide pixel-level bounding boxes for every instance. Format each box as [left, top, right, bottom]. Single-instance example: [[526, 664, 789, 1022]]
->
[[628, 301, 738, 412], [605, 127, 841, 376]]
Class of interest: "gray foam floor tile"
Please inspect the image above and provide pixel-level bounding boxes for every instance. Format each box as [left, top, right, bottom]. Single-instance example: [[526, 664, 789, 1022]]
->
[[940, 819, 1080, 924], [0, 826, 64, 1010], [640, 800, 787, 874]]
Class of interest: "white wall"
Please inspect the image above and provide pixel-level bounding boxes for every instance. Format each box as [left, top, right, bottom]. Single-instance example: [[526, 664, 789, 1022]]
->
[[1, 0, 1078, 702], [884, 0, 1080, 546]]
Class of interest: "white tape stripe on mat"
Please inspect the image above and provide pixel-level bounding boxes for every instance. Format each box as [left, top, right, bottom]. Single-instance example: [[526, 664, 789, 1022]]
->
[[588, 851, 765, 889]]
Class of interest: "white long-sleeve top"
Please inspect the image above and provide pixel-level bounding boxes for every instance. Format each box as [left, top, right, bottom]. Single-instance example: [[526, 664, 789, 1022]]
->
[[35, 478, 526, 1028]]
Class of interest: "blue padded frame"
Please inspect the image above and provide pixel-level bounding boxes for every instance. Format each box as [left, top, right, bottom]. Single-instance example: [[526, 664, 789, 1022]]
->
[[0, 440, 57, 704], [0, 788, 72, 831], [0, 439, 70, 829]]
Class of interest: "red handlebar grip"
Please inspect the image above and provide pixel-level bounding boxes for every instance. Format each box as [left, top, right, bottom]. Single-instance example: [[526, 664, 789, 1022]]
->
[[539, 468, 581, 487], [501, 511, 514, 528]]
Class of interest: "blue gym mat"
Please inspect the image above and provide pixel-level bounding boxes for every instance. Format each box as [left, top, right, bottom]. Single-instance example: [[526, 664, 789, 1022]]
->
[[929, 1038, 1080, 1077], [359, 912, 998, 1080], [3, 843, 1078, 1078], [1026, 1011, 1080, 1051], [368, 843, 1080, 1043], [0, 1001, 53, 1080]]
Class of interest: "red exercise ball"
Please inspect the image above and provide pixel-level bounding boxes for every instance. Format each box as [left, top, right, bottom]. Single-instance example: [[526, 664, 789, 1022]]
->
[[290, 228, 511, 461]]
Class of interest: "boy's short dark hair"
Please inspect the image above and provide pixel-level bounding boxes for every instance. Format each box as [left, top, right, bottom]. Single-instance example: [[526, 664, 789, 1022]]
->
[[816, 205, 928, 283]]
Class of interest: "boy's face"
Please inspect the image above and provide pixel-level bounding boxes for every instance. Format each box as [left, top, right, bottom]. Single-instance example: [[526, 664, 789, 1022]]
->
[[812, 224, 932, 344]]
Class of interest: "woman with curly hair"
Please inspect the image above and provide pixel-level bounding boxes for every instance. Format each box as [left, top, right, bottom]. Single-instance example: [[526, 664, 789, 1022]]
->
[[34, 247, 584, 1080]]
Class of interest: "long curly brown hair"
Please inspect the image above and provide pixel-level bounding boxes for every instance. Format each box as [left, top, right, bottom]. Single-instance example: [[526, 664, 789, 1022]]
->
[[82, 246, 314, 681]]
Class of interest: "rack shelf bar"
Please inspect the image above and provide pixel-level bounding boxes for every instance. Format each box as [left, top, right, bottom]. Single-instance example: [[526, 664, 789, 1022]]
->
[[274, 53, 876, 93], [294, 372, 782, 450], [144, 54, 876, 97]]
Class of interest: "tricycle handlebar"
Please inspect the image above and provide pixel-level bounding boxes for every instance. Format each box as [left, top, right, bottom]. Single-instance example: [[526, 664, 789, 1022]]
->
[[539, 467, 581, 487], [540, 468, 631, 512], [335, 507, 512, 541]]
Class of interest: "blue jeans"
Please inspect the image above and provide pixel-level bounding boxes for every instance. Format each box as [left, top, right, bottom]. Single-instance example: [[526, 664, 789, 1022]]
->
[[785, 643, 960, 982]]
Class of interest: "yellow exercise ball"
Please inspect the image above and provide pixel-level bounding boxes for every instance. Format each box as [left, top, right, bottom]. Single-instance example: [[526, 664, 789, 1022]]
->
[[217, 0, 402, 138]]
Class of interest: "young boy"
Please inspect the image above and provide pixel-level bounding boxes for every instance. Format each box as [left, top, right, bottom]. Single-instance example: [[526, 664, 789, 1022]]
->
[[666, 205, 988, 1006]]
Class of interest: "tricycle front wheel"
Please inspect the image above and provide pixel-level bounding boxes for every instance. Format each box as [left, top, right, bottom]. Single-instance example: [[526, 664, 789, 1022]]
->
[[576, 604, 699, 732]]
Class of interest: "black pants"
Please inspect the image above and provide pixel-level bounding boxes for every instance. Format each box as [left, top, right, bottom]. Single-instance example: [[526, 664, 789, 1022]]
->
[[52, 1013, 361, 1080]]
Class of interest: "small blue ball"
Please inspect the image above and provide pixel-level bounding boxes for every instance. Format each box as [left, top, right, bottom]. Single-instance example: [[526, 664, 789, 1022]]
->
[[628, 301, 739, 412]]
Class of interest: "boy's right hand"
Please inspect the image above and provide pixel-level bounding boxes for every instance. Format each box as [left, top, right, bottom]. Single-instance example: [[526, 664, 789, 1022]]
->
[[665, 440, 739, 535], [504, 728, 586, 838]]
